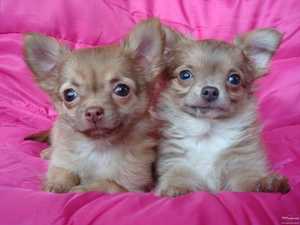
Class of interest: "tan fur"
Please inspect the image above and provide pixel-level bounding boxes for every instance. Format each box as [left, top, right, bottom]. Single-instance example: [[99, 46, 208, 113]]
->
[[43, 167, 79, 193], [24, 130, 51, 144], [155, 27, 290, 197], [71, 180, 128, 194], [40, 147, 52, 160], [24, 18, 165, 194]]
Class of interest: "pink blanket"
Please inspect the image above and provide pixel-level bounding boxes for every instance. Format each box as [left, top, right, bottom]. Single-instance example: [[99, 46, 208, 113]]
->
[[1, 0, 299, 224]]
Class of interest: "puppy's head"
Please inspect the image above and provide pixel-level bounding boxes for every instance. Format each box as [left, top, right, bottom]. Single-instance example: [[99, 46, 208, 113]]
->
[[24, 18, 165, 139], [162, 27, 283, 119]]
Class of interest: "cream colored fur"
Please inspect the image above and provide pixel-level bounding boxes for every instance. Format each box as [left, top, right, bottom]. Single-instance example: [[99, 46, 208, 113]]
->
[[24, 18, 165, 194], [155, 27, 290, 197]]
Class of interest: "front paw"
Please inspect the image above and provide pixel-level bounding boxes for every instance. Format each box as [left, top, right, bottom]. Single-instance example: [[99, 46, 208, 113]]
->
[[70, 185, 89, 193], [43, 183, 71, 193], [255, 174, 290, 194], [157, 185, 197, 197]]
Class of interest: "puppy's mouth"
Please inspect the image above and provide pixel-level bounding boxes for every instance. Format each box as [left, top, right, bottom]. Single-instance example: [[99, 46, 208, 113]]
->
[[184, 104, 225, 118], [191, 105, 224, 113], [83, 123, 123, 139]]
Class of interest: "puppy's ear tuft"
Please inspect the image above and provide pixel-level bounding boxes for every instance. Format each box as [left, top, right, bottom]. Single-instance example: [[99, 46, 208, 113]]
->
[[162, 24, 184, 56], [121, 18, 165, 83], [234, 29, 283, 78], [23, 33, 70, 93]]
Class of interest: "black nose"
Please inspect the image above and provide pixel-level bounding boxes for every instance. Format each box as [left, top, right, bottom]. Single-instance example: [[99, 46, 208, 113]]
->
[[201, 86, 219, 102], [85, 106, 104, 123]]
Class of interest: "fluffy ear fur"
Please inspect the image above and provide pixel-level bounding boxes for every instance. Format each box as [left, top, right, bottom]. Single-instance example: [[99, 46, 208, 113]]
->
[[234, 28, 283, 78], [121, 18, 165, 83], [162, 24, 184, 55], [23, 33, 70, 93]]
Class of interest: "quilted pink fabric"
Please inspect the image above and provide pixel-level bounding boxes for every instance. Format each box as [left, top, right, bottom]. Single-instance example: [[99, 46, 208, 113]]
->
[[1, 0, 300, 224]]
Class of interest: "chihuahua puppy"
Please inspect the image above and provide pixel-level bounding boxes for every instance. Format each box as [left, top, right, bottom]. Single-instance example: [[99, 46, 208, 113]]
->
[[155, 27, 290, 197], [24, 18, 165, 194]]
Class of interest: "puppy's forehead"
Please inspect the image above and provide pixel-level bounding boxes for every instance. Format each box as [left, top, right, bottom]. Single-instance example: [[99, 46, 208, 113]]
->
[[174, 40, 245, 72], [60, 46, 136, 90]]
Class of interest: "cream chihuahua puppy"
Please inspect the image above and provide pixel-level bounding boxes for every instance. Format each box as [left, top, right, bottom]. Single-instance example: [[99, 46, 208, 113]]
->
[[24, 18, 165, 194], [155, 27, 290, 197]]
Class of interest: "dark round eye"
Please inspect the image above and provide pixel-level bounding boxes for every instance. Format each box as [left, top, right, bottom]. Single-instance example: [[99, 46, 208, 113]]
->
[[179, 70, 193, 81], [64, 89, 77, 102], [114, 84, 130, 97], [228, 74, 241, 86]]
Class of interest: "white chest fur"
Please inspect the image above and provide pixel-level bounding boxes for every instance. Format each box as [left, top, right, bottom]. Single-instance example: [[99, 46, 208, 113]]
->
[[51, 135, 155, 192], [159, 109, 257, 192], [52, 139, 124, 180], [74, 140, 124, 182]]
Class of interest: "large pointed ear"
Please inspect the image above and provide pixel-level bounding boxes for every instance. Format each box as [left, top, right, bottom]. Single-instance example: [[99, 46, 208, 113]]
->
[[23, 33, 70, 93], [121, 18, 165, 83], [234, 28, 283, 78], [162, 24, 185, 56]]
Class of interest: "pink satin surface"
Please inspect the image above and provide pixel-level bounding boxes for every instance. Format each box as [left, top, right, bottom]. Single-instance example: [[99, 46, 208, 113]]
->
[[0, 0, 299, 224]]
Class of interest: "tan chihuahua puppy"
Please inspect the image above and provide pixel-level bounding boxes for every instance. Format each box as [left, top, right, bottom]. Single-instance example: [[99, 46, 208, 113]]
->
[[24, 18, 165, 194], [155, 27, 290, 197]]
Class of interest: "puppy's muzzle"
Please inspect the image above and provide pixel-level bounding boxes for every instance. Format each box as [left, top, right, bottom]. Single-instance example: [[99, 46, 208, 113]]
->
[[201, 86, 219, 102], [85, 106, 104, 123]]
